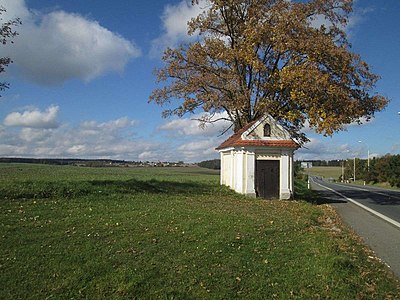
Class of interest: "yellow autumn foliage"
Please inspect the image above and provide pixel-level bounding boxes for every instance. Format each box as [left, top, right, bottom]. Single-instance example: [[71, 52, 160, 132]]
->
[[150, 0, 388, 145]]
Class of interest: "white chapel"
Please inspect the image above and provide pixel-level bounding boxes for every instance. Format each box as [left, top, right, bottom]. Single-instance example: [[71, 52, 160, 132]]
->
[[216, 115, 299, 199]]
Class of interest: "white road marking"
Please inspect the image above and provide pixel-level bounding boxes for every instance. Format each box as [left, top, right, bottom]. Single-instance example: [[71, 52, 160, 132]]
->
[[311, 178, 400, 229]]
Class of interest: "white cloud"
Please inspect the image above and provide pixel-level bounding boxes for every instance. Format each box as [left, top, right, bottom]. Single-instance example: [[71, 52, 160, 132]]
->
[[81, 117, 137, 131], [150, 0, 207, 57], [138, 151, 157, 161], [296, 138, 345, 161], [66, 144, 86, 155], [295, 137, 374, 161], [1, 0, 140, 85], [158, 112, 231, 137], [0, 113, 158, 159], [159, 118, 224, 137], [155, 112, 232, 161], [177, 139, 218, 160], [19, 128, 53, 142], [0, 106, 231, 162], [346, 6, 375, 37], [0, 0, 30, 20], [58, 118, 141, 154], [178, 139, 214, 152], [4, 105, 60, 128], [301, 116, 374, 136], [309, 4, 374, 38], [162, 1, 201, 38], [0, 113, 227, 162]]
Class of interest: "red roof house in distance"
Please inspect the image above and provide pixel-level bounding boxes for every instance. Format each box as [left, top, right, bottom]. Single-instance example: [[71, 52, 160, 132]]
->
[[216, 114, 299, 199]]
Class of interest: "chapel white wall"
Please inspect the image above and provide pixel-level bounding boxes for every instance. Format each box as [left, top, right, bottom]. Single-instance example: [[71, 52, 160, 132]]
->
[[220, 148, 295, 200]]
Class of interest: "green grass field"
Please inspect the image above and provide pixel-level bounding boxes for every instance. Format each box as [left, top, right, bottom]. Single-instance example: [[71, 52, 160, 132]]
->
[[0, 164, 399, 299], [303, 166, 342, 180]]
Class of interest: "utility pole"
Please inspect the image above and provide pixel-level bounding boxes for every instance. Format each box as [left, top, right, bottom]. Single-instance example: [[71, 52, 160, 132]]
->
[[341, 160, 344, 183]]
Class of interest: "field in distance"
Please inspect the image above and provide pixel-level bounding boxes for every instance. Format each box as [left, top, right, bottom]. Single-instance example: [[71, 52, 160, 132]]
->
[[0, 163, 398, 299], [303, 166, 342, 180]]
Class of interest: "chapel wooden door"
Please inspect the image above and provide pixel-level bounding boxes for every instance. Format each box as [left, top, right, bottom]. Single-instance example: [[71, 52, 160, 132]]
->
[[255, 160, 280, 199]]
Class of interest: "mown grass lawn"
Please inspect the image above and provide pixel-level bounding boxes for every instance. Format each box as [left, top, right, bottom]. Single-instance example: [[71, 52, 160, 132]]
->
[[0, 164, 399, 299]]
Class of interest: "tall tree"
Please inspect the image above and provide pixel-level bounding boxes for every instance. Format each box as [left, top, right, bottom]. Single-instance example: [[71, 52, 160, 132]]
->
[[150, 0, 388, 144], [1, 7, 21, 96]]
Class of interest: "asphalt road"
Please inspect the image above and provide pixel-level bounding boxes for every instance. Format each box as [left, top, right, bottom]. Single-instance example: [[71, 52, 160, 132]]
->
[[309, 176, 400, 278]]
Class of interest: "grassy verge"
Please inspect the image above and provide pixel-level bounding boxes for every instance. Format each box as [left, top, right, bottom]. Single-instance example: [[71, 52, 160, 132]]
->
[[349, 180, 400, 191], [1, 164, 399, 299], [294, 178, 321, 204]]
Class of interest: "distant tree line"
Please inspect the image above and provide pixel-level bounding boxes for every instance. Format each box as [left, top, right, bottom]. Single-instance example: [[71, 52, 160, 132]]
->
[[0, 157, 190, 168], [342, 154, 400, 188], [0, 157, 133, 166], [0, 157, 86, 165], [197, 159, 221, 170]]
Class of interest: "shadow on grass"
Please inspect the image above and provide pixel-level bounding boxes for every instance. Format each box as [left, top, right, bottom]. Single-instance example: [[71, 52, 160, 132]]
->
[[1, 178, 222, 201], [88, 178, 217, 196], [309, 189, 347, 205], [295, 180, 347, 205]]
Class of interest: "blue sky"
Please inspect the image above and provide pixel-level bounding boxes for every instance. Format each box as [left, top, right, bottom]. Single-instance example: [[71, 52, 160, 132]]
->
[[0, 0, 399, 162]]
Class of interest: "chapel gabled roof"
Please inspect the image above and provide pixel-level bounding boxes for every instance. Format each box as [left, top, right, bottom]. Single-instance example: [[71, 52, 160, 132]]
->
[[216, 115, 299, 150]]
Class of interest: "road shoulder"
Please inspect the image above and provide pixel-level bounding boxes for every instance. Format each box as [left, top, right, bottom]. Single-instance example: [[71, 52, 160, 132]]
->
[[310, 179, 400, 278], [331, 200, 400, 278]]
